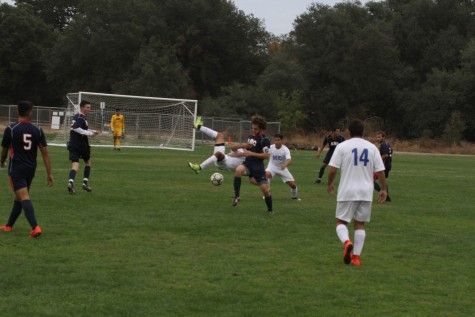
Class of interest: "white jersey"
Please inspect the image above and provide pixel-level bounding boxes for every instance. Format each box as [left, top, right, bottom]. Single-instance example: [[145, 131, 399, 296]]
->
[[213, 145, 245, 171], [266, 144, 295, 183], [329, 137, 385, 201]]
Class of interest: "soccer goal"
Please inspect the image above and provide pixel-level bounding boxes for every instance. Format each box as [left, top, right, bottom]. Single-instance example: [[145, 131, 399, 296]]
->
[[49, 92, 198, 151]]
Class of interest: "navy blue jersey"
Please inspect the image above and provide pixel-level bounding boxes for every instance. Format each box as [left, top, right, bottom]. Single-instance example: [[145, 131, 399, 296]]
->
[[323, 134, 345, 154], [69, 113, 90, 148], [380, 141, 392, 171], [1, 120, 47, 177], [244, 134, 271, 163]]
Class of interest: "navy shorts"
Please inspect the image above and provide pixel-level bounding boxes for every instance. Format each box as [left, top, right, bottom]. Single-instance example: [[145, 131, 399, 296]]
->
[[68, 144, 91, 162], [244, 161, 268, 185], [9, 174, 33, 191]]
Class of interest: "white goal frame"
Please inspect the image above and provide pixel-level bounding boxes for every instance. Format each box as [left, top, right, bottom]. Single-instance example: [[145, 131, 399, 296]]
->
[[50, 91, 198, 151]]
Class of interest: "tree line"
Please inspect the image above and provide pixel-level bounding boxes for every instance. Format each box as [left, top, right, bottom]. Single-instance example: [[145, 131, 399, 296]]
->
[[1, 0, 474, 142]]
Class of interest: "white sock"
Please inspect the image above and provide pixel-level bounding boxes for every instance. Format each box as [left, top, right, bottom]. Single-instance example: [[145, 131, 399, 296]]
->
[[200, 155, 218, 170], [336, 224, 349, 244], [353, 229, 366, 256], [199, 126, 218, 139], [291, 187, 298, 198]]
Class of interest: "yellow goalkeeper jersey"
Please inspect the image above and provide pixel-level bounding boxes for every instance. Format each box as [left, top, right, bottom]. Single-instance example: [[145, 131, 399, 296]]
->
[[111, 114, 125, 130]]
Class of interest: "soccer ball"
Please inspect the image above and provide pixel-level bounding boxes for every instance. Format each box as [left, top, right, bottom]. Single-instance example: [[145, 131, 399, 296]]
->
[[210, 172, 223, 186]]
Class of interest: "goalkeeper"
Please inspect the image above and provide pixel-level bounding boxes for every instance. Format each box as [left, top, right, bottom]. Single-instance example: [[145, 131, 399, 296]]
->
[[110, 108, 125, 150]]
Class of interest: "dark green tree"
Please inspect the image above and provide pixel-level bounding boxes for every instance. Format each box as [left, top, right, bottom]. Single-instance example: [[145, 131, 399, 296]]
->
[[0, 3, 58, 105]]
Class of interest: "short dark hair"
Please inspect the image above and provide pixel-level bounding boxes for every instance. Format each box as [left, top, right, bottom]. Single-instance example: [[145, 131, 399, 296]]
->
[[376, 130, 386, 137], [115, 108, 121, 112], [348, 120, 364, 137], [18, 101, 34, 117], [274, 133, 284, 139], [79, 100, 91, 109]]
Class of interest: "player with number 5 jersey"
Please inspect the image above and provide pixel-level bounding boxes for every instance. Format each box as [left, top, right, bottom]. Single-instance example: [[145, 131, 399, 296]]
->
[[0, 101, 54, 238]]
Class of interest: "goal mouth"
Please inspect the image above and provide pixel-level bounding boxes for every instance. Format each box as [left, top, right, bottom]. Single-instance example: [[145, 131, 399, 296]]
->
[[49, 92, 198, 151]]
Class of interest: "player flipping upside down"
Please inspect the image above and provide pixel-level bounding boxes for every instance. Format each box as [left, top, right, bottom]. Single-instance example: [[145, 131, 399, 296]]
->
[[188, 117, 245, 173]]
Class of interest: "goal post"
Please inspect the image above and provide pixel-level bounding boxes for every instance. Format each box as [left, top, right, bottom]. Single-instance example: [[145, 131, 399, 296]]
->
[[49, 91, 198, 151]]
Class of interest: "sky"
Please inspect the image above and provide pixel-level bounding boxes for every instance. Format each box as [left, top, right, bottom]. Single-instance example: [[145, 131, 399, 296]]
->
[[232, 0, 343, 35], [0, 0, 367, 35]]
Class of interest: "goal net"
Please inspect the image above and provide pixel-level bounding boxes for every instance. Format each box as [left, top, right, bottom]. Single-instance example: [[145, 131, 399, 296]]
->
[[50, 92, 198, 151]]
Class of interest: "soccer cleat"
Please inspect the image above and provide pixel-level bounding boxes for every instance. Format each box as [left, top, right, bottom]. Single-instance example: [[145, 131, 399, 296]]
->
[[343, 240, 353, 265], [0, 224, 12, 232], [67, 182, 75, 194], [232, 196, 240, 207], [188, 162, 201, 174], [117, 148, 121, 151], [315, 178, 322, 184], [29, 225, 42, 238], [268, 209, 274, 215], [193, 116, 203, 130], [82, 183, 92, 192], [291, 196, 298, 200], [351, 255, 361, 266]]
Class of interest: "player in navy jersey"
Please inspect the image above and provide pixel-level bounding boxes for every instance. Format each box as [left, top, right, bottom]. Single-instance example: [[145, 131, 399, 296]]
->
[[374, 131, 392, 201], [315, 128, 345, 183], [0, 101, 54, 238], [230, 115, 273, 214], [67, 100, 99, 194]]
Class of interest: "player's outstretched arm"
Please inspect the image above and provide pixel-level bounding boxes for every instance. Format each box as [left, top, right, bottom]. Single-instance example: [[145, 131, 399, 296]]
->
[[0, 147, 7, 168]]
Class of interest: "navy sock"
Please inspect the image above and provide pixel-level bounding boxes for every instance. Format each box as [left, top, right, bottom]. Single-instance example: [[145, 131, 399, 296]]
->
[[84, 166, 91, 181], [21, 200, 38, 229], [69, 169, 76, 181], [233, 177, 241, 197], [319, 167, 325, 178], [6, 200, 23, 227], [265, 196, 273, 211]]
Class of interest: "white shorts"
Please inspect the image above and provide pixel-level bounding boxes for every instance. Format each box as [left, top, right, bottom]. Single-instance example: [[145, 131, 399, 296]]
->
[[266, 165, 295, 183], [335, 201, 372, 223], [216, 155, 244, 172]]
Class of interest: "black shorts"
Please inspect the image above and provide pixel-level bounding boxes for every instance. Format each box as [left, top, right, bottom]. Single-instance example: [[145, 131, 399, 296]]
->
[[68, 144, 91, 162], [244, 160, 268, 185]]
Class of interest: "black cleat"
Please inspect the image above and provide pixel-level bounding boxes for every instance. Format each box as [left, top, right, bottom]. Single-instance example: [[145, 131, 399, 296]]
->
[[82, 183, 92, 192]]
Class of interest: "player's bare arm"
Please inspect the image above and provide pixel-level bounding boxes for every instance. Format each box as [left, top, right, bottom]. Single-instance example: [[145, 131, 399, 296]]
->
[[327, 166, 338, 194], [0, 147, 7, 168], [40, 146, 54, 187]]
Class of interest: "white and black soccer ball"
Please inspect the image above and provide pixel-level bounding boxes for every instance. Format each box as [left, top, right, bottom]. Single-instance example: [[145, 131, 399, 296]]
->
[[210, 172, 224, 186]]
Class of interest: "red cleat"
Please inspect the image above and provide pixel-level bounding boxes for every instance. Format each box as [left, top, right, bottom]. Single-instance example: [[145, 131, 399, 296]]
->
[[29, 226, 42, 238], [0, 224, 12, 232], [351, 255, 361, 266], [343, 240, 353, 264]]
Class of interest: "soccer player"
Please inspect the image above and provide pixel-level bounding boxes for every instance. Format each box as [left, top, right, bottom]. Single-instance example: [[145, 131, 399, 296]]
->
[[0, 101, 54, 238], [327, 120, 387, 266], [374, 130, 392, 202], [188, 117, 245, 173], [231, 115, 273, 214], [110, 108, 125, 150], [67, 100, 99, 194], [315, 127, 345, 183], [264, 133, 298, 200]]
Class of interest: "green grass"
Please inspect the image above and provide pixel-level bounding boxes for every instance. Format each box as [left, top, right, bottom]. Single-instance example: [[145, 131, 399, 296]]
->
[[0, 145, 474, 317]]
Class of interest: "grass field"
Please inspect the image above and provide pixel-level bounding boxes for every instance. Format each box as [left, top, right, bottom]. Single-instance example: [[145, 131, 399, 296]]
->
[[0, 144, 474, 317]]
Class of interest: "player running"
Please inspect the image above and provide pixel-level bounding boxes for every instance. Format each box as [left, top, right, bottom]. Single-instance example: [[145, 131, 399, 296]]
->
[[315, 127, 345, 183], [265, 134, 299, 200]]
